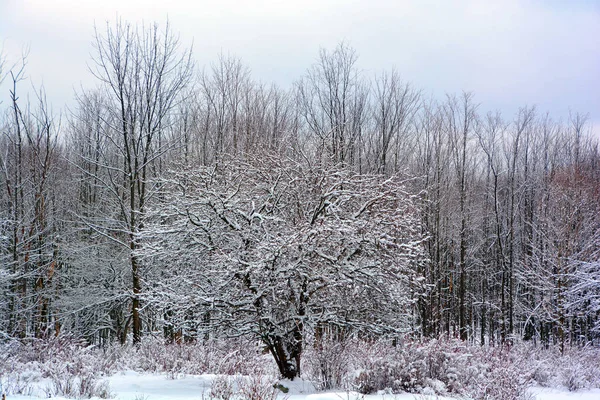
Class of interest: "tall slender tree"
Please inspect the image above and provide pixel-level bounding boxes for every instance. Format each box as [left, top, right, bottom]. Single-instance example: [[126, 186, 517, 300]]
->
[[76, 19, 194, 344]]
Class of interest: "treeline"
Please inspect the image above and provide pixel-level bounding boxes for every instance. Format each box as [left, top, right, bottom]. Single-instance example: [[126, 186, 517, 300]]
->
[[1, 20, 599, 371]]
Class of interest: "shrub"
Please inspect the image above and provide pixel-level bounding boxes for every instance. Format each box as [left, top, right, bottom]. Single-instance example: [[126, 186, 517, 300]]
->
[[237, 375, 283, 400], [121, 337, 274, 376], [208, 375, 236, 400], [350, 338, 533, 399]]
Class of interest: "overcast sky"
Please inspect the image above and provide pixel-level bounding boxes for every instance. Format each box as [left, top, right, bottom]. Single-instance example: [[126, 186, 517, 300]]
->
[[1, 0, 599, 134]]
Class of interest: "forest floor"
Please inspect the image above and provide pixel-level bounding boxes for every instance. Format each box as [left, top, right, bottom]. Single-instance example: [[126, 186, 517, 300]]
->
[[3, 338, 600, 400], [5, 370, 600, 400]]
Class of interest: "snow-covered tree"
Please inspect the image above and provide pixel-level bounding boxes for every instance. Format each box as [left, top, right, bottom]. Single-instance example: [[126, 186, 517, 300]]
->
[[64, 19, 194, 344], [142, 153, 426, 378], [0, 63, 64, 338]]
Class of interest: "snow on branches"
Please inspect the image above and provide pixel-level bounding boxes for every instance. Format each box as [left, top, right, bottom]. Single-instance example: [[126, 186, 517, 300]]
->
[[141, 154, 427, 379]]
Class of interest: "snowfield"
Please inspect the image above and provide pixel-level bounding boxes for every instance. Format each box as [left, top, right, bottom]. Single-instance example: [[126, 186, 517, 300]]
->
[[5, 371, 600, 400], [527, 387, 600, 400]]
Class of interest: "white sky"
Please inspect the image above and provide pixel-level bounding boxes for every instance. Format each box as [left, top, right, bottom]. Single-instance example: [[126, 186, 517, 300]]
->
[[1, 0, 599, 134]]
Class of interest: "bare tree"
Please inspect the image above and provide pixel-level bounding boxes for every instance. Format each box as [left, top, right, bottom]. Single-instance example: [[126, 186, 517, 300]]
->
[[198, 54, 251, 159], [78, 19, 194, 344], [297, 43, 369, 168], [412, 100, 451, 337], [372, 69, 421, 174], [445, 93, 479, 340], [0, 57, 62, 338]]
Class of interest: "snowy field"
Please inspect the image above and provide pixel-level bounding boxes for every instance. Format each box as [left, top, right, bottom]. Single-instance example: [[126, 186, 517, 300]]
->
[[6, 371, 600, 400]]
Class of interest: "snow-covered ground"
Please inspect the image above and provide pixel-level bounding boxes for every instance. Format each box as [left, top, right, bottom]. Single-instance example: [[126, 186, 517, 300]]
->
[[6, 371, 600, 400], [527, 386, 600, 400]]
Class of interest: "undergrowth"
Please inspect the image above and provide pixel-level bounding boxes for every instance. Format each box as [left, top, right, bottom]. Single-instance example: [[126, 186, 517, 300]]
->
[[1, 335, 599, 399]]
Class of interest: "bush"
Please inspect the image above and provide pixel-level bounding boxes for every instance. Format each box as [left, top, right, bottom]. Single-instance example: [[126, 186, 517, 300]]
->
[[208, 375, 236, 400], [206, 373, 287, 400], [238, 375, 283, 400], [2, 334, 599, 399], [121, 336, 274, 376], [303, 335, 358, 390], [346, 338, 531, 399], [0, 369, 40, 396], [0, 336, 116, 398], [346, 338, 600, 399]]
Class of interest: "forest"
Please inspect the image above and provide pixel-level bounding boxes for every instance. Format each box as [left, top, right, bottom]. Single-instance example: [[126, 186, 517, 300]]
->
[[1, 19, 599, 399]]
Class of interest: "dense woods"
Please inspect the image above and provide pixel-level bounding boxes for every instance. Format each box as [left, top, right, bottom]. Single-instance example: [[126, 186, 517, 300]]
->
[[1, 21, 599, 378]]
